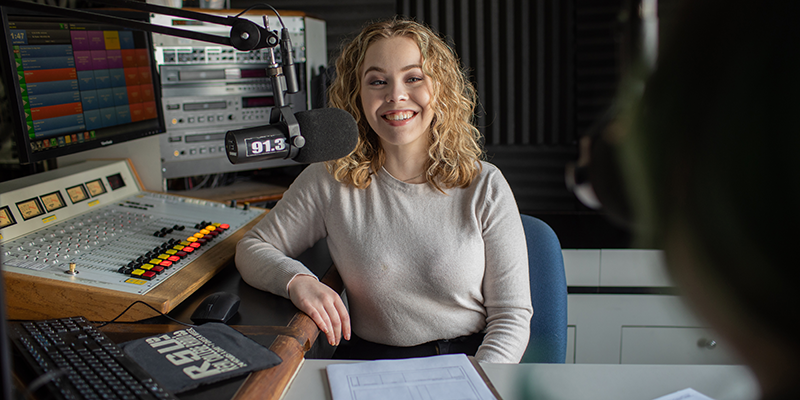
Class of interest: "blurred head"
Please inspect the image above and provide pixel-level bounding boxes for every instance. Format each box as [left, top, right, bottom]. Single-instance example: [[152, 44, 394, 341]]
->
[[618, 0, 800, 394], [327, 17, 482, 190]]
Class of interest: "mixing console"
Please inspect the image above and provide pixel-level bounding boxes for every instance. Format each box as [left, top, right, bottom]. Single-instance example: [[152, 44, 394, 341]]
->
[[0, 159, 266, 321]]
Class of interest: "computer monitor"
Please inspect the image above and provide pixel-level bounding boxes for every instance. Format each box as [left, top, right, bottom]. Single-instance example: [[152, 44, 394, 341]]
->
[[0, 5, 165, 165]]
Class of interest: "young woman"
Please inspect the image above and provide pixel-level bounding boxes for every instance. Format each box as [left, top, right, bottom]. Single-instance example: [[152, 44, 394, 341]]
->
[[235, 18, 532, 363]]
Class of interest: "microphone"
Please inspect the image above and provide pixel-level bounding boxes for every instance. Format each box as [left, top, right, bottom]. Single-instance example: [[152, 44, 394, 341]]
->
[[225, 107, 359, 164]]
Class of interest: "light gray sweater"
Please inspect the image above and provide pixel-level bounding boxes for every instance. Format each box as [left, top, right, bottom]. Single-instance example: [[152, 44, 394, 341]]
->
[[235, 162, 532, 363]]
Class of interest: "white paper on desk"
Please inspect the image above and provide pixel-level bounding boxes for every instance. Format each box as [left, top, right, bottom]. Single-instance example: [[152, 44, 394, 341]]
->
[[653, 388, 715, 400], [326, 354, 497, 400]]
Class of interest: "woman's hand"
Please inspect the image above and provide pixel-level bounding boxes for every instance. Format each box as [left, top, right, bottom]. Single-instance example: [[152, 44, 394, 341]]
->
[[287, 274, 351, 346]]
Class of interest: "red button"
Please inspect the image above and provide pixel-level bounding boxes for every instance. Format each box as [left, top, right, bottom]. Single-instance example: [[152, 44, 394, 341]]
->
[[151, 266, 165, 274], [159, 260, 173, 268], [183, 247, 195, 253], [168, 255, 180, 262], [176, 251, 188, 257], [209, 231, 219, 237], [219, 224, 229, 230], [203, 234, 213, 240], [142, 271, 156, 280], [190, 242, 201, 248]]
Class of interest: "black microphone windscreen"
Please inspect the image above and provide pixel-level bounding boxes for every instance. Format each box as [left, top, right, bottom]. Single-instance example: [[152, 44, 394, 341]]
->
[[293, 108, 359, 164]]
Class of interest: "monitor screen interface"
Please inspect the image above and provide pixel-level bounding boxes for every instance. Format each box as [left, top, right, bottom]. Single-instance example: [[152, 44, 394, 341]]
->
[[0, 7, 165, 164]]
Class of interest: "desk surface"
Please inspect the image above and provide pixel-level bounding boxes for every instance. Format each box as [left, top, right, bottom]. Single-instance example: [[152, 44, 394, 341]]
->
[[282, 360, 760, 400]]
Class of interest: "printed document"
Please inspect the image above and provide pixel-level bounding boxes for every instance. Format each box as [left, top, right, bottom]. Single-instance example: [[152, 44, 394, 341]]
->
[[326, 354, 498, 400]]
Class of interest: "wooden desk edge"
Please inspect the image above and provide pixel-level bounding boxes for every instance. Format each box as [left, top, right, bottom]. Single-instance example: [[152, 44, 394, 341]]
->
[[233, 265, 343, 400]]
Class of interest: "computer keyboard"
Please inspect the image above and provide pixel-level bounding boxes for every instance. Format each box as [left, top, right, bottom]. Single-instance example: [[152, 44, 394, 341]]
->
[[8, 316, 177, 400]]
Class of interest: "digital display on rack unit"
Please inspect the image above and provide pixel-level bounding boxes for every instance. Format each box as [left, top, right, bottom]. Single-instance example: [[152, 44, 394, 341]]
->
[[242, 96, 274, 108]]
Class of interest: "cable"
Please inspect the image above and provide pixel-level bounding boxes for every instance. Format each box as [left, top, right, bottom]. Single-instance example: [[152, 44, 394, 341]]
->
[[94, 300, 196, 329], [234, 3, 285, 29], [23, 369, 68, 400]]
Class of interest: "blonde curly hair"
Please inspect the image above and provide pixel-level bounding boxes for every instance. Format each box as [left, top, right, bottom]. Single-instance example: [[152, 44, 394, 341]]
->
[[326, 17, 483, 191]]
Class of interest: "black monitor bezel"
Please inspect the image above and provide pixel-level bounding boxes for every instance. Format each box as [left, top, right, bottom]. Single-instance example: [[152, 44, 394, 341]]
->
[[0, 6, 166, 165]]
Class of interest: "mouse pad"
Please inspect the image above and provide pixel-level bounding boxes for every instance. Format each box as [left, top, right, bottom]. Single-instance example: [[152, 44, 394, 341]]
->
[[119, 322, 282, 393]]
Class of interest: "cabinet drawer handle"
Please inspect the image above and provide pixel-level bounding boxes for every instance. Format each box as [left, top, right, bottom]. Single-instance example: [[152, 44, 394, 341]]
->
[[697, 338, 717, 349]]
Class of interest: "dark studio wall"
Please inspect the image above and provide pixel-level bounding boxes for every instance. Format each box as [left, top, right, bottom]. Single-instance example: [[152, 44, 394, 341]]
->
[[230, 0, 653, 247]]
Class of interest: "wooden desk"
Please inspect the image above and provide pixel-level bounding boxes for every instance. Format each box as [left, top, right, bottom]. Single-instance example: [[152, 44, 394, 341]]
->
[[94, 239, 338, 400], [282, 360, 761, 400]]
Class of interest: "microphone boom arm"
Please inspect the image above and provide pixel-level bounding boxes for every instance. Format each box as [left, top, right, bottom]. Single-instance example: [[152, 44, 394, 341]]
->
[[4, 0, 280, 51]]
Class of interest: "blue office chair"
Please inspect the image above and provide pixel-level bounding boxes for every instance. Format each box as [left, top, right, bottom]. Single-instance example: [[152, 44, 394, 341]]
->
[[519, 214, 568, 363]]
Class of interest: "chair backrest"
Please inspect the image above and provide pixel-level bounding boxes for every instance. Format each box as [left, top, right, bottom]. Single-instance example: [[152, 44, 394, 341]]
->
[[520, 214, 568, 363]]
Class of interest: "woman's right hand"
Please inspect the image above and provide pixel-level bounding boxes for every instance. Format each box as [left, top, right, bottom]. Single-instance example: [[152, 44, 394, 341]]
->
[[287, 274, 351, 346]]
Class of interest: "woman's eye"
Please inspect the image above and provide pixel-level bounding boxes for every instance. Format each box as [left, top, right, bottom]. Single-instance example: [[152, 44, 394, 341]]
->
[[408, 76, 423, 83], [369, 79, 386, 86]]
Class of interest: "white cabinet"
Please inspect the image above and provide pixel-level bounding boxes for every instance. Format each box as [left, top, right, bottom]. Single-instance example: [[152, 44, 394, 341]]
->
[[563, 249, 739, 365]]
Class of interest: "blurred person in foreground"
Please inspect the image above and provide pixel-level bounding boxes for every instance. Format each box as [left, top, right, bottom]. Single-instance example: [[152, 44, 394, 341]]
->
[[616, 1, 800, 398]]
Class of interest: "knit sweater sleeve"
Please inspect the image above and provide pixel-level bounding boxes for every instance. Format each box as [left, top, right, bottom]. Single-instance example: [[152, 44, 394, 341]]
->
[[474, 166, 533, 363], [234, 164, 331, 298]]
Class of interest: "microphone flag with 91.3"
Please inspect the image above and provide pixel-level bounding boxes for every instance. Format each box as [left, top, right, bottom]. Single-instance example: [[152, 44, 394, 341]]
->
[[225, 108, 358, 164]]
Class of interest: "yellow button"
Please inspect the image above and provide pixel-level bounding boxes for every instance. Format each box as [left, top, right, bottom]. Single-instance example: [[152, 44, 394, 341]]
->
[[149, 259, 161, 265], [193, 233, 204, 238], [187, 237, 197, 242], [166, 249, 177, 255], [131, 269, 145, 276], [141, 264, 154, 270], [180, 241, 191, 246], [206, 225, 216, 231], [200, 229, 210, 235], [173, 245, 185, 250], [158, 254, 169, 260], [213, 223, 221, 227]]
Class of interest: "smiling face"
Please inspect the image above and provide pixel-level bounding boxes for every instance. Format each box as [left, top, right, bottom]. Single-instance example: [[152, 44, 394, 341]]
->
[[359, 36, 435, 155]]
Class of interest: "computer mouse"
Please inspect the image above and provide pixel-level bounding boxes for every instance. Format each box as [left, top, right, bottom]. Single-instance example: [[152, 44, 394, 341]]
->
[[190, 291, 240, 324]]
